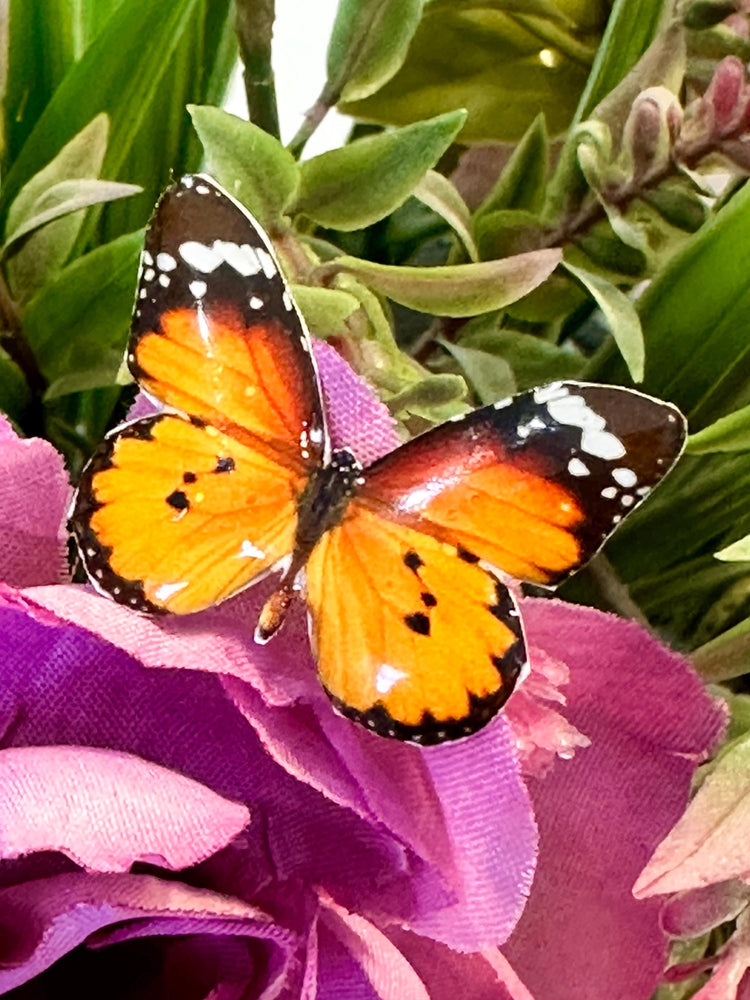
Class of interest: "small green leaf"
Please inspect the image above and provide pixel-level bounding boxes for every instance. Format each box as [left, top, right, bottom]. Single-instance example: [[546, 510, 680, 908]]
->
[[328, 248, 561, 316], [687, 404, 750, 455], [458, 320, 585, 388], [684, 0, 738, 29], [188, 105, 299, 228], [716, 535, 750, 562], [439, 339, 516, 403], [386, 372, 468, 419], [475, 209, 548, 260], [413, 170, 478, 261], [640, 184, 707, 233], [574, 230, 648, 277], [328, 0, 424, 103], [564, 261, 644, 381], [24, 229, 144, 392], [294, 110, 467, 230], [4, 179, 140, 250], [289, 285, 360, 338], [475, 113, 548, 217]]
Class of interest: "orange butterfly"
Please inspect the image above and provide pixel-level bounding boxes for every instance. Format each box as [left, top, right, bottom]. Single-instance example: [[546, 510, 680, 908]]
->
[[72, 174, 686, 745]]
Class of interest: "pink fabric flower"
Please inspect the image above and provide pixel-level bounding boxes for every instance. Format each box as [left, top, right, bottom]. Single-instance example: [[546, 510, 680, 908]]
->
[[0, 342, 724, 998]]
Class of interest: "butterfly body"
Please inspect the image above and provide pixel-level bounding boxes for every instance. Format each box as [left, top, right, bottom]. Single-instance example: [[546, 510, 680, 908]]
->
[[71, 174, 687, 745]]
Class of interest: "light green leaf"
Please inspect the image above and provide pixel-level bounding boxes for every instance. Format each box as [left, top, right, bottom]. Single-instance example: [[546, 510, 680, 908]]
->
[[188, 105, 299, 228], [328, 0, 424, 103], [564, 260, 644, 381], [439, 339, 516, 403], [4, 179, 140, 250], [687, 405, 750, 455], [341, 1, 606, 143], [386, 372, 468, 417], [413, 170, 478, 261], [716, 536, 750, 562], [289, 285, 360, 337], [458, 320, 585, 388], [23, 229, 143, 392], [475, 113, 548, 217], [294, 110, 466, 230], [327, 247, 561, 315]]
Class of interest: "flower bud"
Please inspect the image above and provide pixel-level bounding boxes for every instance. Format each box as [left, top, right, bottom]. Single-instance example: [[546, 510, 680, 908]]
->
[[704, 56, 747, 134]]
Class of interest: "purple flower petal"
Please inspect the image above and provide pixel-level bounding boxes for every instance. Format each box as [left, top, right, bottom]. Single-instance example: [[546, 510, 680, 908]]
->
[[503, 598, 726, 1000], [0, 871, 295, 994], [0, 415, 71, 587], [0, 745, 249, 871]]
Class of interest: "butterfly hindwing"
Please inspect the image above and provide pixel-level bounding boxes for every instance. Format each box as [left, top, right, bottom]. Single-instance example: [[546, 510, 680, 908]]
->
[[305, 505, 526, 744], [358, 381, 686, 588], [72, 175, 326, 613]]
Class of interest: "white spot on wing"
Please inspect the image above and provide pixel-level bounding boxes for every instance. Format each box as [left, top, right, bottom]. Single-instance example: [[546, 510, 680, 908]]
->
[[143, 268, 155, 282], [238, 540, 266, 559], [196, 184, 210, 195], [179, 241, 223, 273], [216, 241, 261, 276], [142, 251, 153, 266], [189, 280, 207, 299], [375, 663, 408, 694], [158, 273, 170, 288], [282, 290, 293, 311], [156, 252, 176, 272], [568, 458, 589, 477], [612, 467, 637, 488], [256, 248, 276, 279], [601, 486, 617, 499], [249, 295, 264, 309], [155, 581, 188, 600], [534, 382, 566, 404], [547, 394, 626, 460]]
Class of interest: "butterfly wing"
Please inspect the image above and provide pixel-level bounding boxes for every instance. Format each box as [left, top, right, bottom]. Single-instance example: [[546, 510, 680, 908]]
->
[[305, 505, 526, 743], [72, 174, 326, 614], [357, 381, 686, 587]]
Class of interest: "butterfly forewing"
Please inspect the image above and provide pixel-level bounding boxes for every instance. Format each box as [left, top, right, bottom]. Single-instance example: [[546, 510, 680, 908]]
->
[[72, 175, 327, 614], [358, 381, 687, 587]]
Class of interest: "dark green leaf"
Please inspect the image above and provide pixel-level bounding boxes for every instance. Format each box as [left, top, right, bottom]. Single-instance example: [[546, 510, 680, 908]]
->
[[563, 260, 644, 381], [341, 1, 606, 143], [439, 339, 516, 403], [328, 0, 424, 102], [475, 209, 549, 260], [386, 372, 468, 418], [188, 106, 299, 228], [0, 348, 32, 423], [458, 319, 585, 388], [640, 184, 707, 232], [475, 113, 548, 217], [683, 0, 738, 30], [327, 247, 562, 315], [23, 229, 143, 393], [294, 110, 466, 230]]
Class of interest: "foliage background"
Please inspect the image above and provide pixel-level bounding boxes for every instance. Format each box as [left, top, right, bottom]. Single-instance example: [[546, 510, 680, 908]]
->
[[2, 0, 750, 994]]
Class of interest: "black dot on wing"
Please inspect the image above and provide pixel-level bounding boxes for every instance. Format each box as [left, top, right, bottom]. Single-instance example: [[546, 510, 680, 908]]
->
[[182, 471, 197, 484], [403, 550, 424, 573], [457, 545, 480, 564], [404, 612, 431, 636], [215, 456, 235, 473], [166, 490, 190, 511], [421, 592, 437, 608]]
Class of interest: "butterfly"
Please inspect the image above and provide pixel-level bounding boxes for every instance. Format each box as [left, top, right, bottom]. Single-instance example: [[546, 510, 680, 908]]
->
[[71, 173, 687, 746]]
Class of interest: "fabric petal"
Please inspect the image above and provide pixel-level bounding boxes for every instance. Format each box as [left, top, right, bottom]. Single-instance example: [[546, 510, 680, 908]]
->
[[0, 415, 71, 587], [0, 745, 249, 872], [504, 598, 726, 1000]]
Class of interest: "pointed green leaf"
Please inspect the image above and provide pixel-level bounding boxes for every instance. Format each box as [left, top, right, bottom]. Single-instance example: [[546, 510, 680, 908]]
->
[[188, 106, 299, 228], [386, 372, 467, 417], [413, 170, 478, 261], [564, 261, 644, 381], [475, 113, 548, 217], [328, 0, 424, 103], [458, 320, 585, 388], [328, 247, 561, 315], [294, 110, 466, 230], [716, 535, 750, 562], [439, 339, 516, 403], [475, 209, 548, 260], [687, 405, 750, 455], [24, 229, 144, 392], [288, 285, 360, 338]]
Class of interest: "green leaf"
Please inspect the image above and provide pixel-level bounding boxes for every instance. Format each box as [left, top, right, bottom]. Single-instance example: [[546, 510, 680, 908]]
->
[[23, 229, 144, 394], [327, 247, 562, 315], [340, 0, 605, 143], [475, 209, 549, 260], [294, 110, 467, 230], [439, 339, 516, 403], [687, 404, 750, 455], [458, 320, 585, 388], [684, 0, 738, 29], [328, 0, 424, 103], [386, 372, 468, 417], [1, 0, 234, 245], [564, 261, 644, 381], [4, 179, 140, 250], [475, 113, 548, 217], [413, 170, 478, 261], [0, 348, 32, 424], [289, 285, 361, 338], [188, 105, 299, 228], [641, 184, 707, 233]]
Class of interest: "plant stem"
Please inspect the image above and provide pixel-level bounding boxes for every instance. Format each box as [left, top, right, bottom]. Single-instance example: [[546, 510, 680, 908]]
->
[[287, 84, 336, 159], [234, 0, 280, 138], [587, 554, 651, 627], [0, 272, 45, 396]]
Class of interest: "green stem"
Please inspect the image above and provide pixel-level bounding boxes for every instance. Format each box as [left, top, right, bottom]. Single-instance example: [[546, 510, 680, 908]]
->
[[287, 84, 336, 160], [587, 553, 651, 627], [234, 0, 280, 138]]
